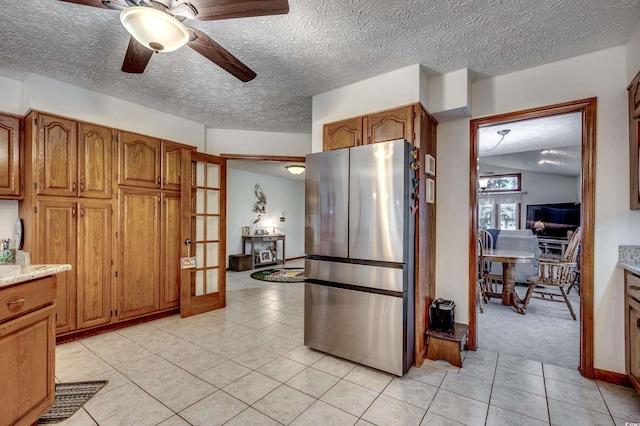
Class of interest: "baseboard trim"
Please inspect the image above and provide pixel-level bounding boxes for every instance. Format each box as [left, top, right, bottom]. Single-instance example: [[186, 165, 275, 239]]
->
[[286, 256, 305, 261], [56, 309, 179, 344], [593, 368, 633, 388]]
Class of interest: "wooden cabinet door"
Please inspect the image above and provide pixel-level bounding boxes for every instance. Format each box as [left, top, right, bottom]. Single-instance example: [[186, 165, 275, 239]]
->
[[162, 142, 183, 191], [0, 114, 21, 198], [36, 114, 78, 197], [629, 301, 640, 386], [77, 201, 113, 329], [79, 123, 113, 199], [323, 117, 363, 151], [36, 200, 77, 333], [364, 105, 414, 145], [161, 192, 181, 309], [117, 189, 160, 320], [0, 303, 56, 426], [629, 72, 640, 209], [118, 132, 161, 189]]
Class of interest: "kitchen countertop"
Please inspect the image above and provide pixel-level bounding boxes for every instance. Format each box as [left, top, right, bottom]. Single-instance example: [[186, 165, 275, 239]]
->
[[618, 261, 640, 275], [618, 245, 640, 275], [0, 264, 72, 287]]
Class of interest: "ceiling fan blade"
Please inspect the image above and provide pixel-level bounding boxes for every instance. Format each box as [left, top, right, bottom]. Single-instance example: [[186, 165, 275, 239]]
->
[[187, 28, 256, 82], [121, 37, 154, 74], [57, 0, 128, 10], [187, 0, 289, 21]]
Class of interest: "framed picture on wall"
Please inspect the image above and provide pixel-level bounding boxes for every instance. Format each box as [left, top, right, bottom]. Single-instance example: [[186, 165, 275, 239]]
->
[[242, 226, 250, 236]]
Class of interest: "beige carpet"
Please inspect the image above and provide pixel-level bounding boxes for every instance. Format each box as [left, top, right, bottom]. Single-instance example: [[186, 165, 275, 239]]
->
[[477, 283, 580, 369]]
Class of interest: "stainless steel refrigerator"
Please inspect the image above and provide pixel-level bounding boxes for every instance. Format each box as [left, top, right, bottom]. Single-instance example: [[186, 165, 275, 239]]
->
[[304, 138, 416, 376]]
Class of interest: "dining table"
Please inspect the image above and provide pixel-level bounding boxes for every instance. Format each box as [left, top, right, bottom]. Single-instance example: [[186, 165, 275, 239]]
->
[[483, 249, 535, 314]]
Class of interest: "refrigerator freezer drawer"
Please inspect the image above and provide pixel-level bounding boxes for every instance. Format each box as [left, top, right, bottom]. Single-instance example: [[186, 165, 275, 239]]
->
[[304, 282, 409, 376], [305, 258, 406, 292]]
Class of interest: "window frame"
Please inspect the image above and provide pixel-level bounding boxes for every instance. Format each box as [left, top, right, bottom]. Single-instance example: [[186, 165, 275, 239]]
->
[[481, 173, 522, 193]]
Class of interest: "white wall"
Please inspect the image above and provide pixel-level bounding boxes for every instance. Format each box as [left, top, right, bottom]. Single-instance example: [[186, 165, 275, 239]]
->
[[226, 168, 305, 266], [312, 64, 425, 152], [207, 129, 311, 156], [437, 45, 633, 374], [627, 20, 640, 83]]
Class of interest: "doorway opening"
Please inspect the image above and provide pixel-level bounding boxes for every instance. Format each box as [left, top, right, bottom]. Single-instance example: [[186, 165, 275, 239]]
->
[[222, 154, 306, 271], [468, 98, 596, 378]]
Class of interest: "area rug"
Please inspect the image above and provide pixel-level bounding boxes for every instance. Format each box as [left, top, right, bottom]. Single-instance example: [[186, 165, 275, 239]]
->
[[251, 268, 305, 283], [38, 380, 108, 424]]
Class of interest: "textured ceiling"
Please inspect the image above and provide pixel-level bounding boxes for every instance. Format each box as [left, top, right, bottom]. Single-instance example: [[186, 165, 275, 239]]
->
[[478, 112, 582, 177], [0, 0, 639, 133]]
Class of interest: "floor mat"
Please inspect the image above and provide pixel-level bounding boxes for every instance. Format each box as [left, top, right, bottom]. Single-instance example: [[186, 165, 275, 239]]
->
[[250, 268, 305, 283], [38, 380, 108, 424]]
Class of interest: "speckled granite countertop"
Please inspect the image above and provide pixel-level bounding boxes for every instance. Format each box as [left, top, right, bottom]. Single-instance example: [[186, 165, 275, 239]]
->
[[617, 245, 640, 275], [0, 264, 72, 287]]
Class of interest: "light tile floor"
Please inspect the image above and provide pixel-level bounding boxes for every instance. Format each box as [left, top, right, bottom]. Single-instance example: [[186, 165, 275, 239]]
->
[[51, 260, 640, 425]]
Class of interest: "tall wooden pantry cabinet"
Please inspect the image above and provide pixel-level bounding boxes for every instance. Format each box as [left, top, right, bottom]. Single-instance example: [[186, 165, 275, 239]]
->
[[19, 111, 194, 338]]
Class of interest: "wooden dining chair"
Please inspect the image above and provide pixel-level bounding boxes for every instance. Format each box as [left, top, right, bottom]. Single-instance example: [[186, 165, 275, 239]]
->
[[478, 229, 501, 300], [522, 227, 582, 320], [477, 236, 485, 313]]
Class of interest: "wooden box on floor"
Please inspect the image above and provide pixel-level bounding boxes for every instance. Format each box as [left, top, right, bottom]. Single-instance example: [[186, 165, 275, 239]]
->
[[425, 323, 468, 367], [229, 254, 253, 272]]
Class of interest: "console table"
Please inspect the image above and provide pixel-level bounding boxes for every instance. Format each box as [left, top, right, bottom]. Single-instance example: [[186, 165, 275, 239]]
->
[[242, 235, 286, 269]]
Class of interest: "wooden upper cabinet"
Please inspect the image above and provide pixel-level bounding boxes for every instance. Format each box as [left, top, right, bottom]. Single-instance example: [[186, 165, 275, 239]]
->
[[323, 117, 363, 151], [629, 71, 640, 209], [364, 105, 415, 145], [0, 114, 21, 198], [162, 142, 183, 191], [78, 123, 113, 199], [118, 132, 161, 188], [36, 114, 78, 197], [631, 70, 640, 119]]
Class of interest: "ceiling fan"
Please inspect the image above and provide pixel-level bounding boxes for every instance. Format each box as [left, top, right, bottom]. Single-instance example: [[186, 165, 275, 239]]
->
[[58, 0, 290, 81]]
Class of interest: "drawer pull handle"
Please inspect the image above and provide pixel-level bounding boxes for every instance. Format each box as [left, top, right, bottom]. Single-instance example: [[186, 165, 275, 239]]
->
[[637, 318, 640, 329], [7, 297, 27, 306], [630, 286, 640, 291]]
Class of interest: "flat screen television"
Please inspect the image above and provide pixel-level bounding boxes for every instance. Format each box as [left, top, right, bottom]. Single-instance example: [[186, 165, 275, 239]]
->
[[526, 202, 581, 238]]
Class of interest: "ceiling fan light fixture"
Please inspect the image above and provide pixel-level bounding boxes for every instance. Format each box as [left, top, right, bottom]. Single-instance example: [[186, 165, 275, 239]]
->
[[286, 165, 305, 175], [120, 6, 189, 52]]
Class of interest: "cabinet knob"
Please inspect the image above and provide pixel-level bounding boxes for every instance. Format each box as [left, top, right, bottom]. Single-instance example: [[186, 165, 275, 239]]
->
[[72, 182, 77, 192], [637, 318, 640, 329], [157, 177, 161, 185], [80, 182, 84, 192]]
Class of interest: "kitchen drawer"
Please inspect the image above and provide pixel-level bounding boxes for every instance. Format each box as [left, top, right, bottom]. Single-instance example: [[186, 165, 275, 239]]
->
[[0, 276, 56, 323], [627, 272, 640, 303]]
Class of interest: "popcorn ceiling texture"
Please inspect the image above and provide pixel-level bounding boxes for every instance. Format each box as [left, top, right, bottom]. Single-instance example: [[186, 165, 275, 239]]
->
[[0, 0, 638, 133]]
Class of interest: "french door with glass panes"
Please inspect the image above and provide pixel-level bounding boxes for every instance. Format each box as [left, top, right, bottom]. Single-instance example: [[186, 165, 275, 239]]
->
[[180, 152, 226, 317]]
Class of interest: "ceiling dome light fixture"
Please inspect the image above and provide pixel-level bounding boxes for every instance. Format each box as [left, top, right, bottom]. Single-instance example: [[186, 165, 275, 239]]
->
[[120, 7, 189, 52], [286, 165, 305, 175]]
